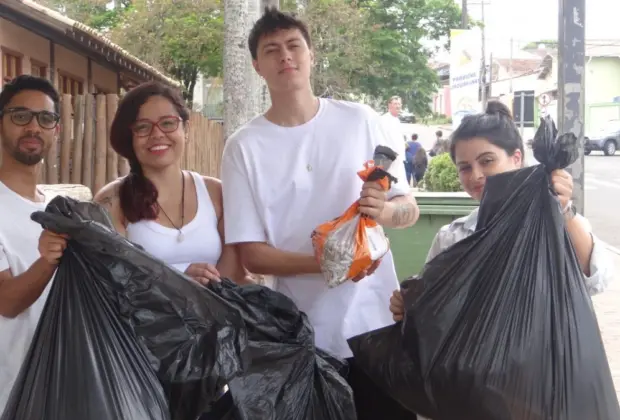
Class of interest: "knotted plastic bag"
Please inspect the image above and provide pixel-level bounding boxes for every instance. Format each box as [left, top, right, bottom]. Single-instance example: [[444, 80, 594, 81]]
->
[[208, 279, 356, 420], [3, 196, 357, 420], [349, 116, 620, 419], [312, 145, 397, 288], [1, 197, 249, 420]]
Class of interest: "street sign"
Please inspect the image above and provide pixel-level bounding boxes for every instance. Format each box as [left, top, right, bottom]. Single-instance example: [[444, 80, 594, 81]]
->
[[539, 93, 552, 106]]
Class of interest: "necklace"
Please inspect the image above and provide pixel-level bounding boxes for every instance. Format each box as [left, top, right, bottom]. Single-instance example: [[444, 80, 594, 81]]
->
[[158, 171, 186, 243]]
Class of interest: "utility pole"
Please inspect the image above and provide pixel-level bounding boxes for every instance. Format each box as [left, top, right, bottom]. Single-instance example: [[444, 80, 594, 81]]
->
[[461, 0, 468, 28], [261, 0, 279, 8], [479, 0, 487, 109], [488, 52, 493, 98], [508, 38, 513, 93], [557, 0, 586, 213]]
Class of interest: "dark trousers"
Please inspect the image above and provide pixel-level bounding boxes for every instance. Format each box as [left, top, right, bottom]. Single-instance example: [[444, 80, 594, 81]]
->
[[346, 358, 418, 420], [404, 162, 414, 185]]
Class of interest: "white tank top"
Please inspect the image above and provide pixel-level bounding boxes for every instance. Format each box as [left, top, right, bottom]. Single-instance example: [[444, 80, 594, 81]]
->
[[126, 171, 222, 272]]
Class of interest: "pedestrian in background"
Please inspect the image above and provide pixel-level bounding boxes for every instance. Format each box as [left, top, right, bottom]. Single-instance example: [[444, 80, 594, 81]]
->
[[405, 133, 421, 186]]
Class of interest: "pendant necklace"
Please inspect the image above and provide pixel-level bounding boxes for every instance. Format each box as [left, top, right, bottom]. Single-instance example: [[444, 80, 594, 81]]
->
[[158, 171, 186, 243]]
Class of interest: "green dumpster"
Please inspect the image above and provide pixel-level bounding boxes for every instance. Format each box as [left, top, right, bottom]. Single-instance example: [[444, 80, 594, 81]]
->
[[385, 192, 478, 281]]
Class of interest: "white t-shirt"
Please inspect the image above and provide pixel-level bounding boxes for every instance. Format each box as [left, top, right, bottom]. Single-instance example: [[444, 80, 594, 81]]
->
[[0, 182, 50, 411], [221, 99, 410, 358], [382, 112, 405, 145]]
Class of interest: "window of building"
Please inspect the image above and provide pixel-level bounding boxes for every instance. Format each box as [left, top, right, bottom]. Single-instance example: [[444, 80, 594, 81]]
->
[[58, 73, 84, 96], [2, 51, 22, 83], [31, 62, 47, 79]]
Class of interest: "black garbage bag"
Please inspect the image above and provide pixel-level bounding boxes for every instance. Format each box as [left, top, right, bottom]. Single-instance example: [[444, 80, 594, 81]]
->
[[349, 115, 620, 419], [2, 197, 249, 420], [4, 196, 356, 420], [207, 279, 357, 420], [0, 235, 171, 420], [347, 277, 436, 419]]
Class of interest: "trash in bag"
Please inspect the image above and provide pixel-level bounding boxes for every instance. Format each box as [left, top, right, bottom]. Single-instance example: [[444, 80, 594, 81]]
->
[[349, 115, 620, 420], [208, 279, 357, 420], [347, 277, 437, 419], [0, 241, 171, 420], [312, 145, 398, 288], [4, 196, 356, 420], [2, 197, 248, 420]]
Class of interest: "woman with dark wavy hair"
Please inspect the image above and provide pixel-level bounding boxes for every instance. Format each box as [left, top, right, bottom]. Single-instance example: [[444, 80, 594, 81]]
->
[[93, 81, 246, 285]]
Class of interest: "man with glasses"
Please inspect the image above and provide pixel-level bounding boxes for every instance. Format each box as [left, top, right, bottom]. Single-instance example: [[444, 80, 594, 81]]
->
[[0, 75, 68, 411]]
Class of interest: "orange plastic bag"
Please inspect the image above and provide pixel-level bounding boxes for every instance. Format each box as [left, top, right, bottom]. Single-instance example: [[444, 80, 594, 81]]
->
[[312, 146, 397, 288]]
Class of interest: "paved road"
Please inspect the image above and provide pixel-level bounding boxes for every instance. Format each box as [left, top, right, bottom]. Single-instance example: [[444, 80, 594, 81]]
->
[[584, 152, 620, 249], [593, 253, 620, 399]]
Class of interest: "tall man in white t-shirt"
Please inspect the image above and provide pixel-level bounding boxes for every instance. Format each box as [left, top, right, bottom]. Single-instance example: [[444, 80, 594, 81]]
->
[[0, 75, 68, 411], [221, 8, 419, 419]]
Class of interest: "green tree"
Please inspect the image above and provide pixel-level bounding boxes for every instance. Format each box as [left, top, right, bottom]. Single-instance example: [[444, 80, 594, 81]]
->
[[359, 0, 462, 117], [294, 0, 371, 98], [282, 0, 461, 115], [41, 0, 223, 104], [38, 0, 129, 31], [109, 0, 223, 103]]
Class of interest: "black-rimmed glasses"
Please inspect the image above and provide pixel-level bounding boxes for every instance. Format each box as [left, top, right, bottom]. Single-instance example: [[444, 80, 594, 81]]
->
[[131, 116, 183, 137], [0, 108, 60, 129]]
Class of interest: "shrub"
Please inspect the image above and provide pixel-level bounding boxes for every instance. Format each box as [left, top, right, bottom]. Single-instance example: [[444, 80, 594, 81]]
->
[[422, 153, 462, 192]]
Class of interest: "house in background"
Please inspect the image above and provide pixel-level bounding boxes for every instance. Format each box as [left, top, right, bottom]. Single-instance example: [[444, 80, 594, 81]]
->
[[535, 41, 620, 133], [0, 0, 179, 96], [430, 54, 543, 119], [487, 57, 542, 98], [430, 61, 450, 116]]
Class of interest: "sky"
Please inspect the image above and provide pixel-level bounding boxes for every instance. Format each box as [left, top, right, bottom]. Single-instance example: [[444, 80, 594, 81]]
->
[[441, 0, 620, 59]]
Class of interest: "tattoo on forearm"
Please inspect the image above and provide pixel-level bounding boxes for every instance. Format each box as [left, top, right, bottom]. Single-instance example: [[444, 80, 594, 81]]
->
[[391, 203, 417, 226]]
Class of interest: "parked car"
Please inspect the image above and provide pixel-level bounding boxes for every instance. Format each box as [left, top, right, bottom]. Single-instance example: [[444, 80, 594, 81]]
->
[[399, 112, 416, 124], [585, 120, 620, 156]]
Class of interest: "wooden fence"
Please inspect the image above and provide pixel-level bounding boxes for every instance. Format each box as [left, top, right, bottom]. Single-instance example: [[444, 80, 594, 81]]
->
[[38, 93, 224, 195]]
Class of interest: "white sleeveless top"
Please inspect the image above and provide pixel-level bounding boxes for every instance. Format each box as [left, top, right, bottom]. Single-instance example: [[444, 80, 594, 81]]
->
[[126, 171, 222, 273]]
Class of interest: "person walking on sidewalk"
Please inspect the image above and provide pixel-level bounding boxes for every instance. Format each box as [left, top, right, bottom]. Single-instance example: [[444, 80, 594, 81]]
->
[[404, 134, 420, 185], [0, 76, 68, 411], [221, 7, 419, 419]]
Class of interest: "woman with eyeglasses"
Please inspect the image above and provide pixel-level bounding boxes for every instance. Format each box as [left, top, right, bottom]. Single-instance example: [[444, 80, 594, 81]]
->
[[93, 81, 248, 285]]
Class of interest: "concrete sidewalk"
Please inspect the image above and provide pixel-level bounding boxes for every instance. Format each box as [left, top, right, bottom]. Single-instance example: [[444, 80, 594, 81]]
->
[[592, 251, 620, 395]]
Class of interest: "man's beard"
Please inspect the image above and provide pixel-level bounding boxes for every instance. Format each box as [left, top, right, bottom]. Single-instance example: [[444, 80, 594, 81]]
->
[[1, 135, 47, 166]]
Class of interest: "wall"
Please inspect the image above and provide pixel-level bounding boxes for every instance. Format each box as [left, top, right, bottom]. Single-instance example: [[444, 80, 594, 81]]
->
[[0, 18, 50, 76], [432, 85, 451, 116], [585, 57, 620, 104], [0, 17, 118, 95], [54, 44, 87, 87], [91, 62, 117, 93], [489, 72, 539, 98]]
